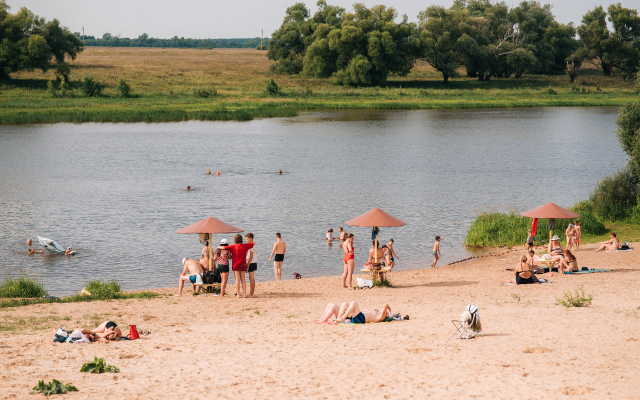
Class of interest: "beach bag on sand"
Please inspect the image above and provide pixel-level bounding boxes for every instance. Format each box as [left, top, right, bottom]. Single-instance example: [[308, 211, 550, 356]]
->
[[203, 269, 220, 284]]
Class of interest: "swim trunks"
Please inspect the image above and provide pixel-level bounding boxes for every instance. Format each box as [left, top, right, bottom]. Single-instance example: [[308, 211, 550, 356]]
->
[[248, 263, 257, 273], [189, 275, 197, 283], [274, 254, 284, 262], [432, 251, 439, 257], [350, 312, 366, 324]]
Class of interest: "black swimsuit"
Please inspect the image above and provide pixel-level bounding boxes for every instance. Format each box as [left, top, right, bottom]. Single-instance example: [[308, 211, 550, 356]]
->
[[516, 264, 536, 284]]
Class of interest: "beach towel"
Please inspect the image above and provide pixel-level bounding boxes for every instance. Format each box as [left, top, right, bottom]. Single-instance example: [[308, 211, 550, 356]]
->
[[502, 280, 554, 285], [605, 248, 634, 252], [356, 277, 373, 289], [570, 269, 612, 274]]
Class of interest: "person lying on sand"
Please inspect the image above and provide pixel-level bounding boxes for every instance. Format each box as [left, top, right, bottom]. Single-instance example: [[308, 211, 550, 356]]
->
[[175, 257, 204, 296], [595, 232, 620, 252], [52, 321, 122, 343], [315, 301, 392, 324], [502, 255, 539, 285]]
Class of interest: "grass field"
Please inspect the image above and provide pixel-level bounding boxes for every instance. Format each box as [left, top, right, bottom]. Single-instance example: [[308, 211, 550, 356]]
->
[[1, 47, 638, 123]]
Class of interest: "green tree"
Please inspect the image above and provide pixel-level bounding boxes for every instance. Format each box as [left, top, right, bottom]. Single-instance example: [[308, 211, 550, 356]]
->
[[577, 4, 640, 76], [267, 3, 314, 74], [616, 100, 640, 179], [418, 6, 468, 83], [42, 18, 83, 83], [0, 2, 51, 79]]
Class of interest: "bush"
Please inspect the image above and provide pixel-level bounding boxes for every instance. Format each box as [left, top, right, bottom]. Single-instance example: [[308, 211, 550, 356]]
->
[[192, 87, 217, 98], [589, 167, 639, 221], [84, 280, 120, 297], [80, 357, 119, 373], [117, 79, 131, 98], [59, 81, 69, 97], [265, 79, 280, 96], [616, 100, 640, 178], [546, 86, 557, 94], [81, 77, 104, 97], [47, 81, 57, 98], [30, 379, 78, 396], [372, 277, 393, 287], [0, 275, 47, 298], [556, 285, 593, 307]]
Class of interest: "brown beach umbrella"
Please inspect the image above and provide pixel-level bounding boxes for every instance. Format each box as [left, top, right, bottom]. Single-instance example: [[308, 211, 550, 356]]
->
[[345, 207, 407, 250], [520, 202, 580, 243], [177, 217, 244, 271]]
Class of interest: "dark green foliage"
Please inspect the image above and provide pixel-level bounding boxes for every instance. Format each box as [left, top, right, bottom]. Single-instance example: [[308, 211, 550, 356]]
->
[[0, 275, 47, 298], [0, 291, 158, 308], [30, 379, 78, 396], [117, 79, 131, 98], [84, 280, 121, 297], [546, 86, 556, 94], [418, 6, 465, 83], [266, 78, 280, 95], [86, 35, 267, 49], [372, 277, 393, 287], [81, 77, 104, 97], [576, 5, 640, 77], [192, 87, 216, 98], [616, 100, 640, 178], [80, 357, 120, 373], [46, 80, 57, 98], [590, 168, 639, 221]]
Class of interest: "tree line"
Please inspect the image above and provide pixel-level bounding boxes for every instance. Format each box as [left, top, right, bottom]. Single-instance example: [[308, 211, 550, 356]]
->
[[267, 0, 640, 85], [0, 1, 83, 81], [82, 34, 269, 50]]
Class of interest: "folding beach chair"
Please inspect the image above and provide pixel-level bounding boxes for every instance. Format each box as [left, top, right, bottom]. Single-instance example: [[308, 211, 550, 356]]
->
[[450, 305, 482, 340]]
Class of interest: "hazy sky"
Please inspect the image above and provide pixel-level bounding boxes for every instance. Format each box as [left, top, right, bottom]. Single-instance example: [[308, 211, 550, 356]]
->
[[10, 0, 630, 39]]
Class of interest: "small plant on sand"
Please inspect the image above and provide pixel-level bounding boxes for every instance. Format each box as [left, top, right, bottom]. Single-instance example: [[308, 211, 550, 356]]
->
[[0, 274, 47, 298], [80, 357, 120, 373], [511, 294, 521, 304], [30, 379, 78, 396], [556, 285, 593, 307], [372, 277, 393, 288]]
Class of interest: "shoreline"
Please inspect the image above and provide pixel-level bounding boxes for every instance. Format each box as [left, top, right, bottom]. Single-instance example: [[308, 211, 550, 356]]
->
[[1, 240, 638, 398]]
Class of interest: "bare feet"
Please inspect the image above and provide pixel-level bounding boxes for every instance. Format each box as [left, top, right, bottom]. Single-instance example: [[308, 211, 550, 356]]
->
[[174, 293, 182, 297]]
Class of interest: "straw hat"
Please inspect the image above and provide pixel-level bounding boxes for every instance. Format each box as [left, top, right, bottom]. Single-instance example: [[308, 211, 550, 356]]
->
[[551, 235, 560, 241]]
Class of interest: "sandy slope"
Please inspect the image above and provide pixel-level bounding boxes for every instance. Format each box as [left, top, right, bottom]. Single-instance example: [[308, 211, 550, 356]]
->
[[1, 242, 639, 399]]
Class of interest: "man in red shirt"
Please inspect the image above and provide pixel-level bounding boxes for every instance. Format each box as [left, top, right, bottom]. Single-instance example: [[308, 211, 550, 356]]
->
[[224, 234, 255, 298]]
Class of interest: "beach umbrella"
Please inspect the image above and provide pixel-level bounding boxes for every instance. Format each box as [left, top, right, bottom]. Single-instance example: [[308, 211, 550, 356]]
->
[[520, 202, 581, 243], [345, 207, 407, 251], [176, 217, 244, 271]]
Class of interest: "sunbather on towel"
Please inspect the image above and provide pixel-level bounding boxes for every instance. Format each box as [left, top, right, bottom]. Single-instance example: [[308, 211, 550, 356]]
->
[[595, 232, 620, 252], [52, 321, 121, 343], [502, 255, 539, 285], [315, 301, 391, 324]]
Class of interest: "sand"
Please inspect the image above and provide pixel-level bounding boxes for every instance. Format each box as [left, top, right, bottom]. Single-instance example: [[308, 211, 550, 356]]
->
[[1, 242, 639, 399]]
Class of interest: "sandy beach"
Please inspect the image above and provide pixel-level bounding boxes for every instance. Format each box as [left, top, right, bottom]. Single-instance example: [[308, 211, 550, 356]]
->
[[1, 242, 639, 399]]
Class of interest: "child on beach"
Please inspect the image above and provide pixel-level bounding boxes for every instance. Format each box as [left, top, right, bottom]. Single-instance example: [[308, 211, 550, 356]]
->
[[430, 236, 441, 268], [566, 224, 576, 251], [526, 229, 534, 248], [574, 221, 581, 250], [245, 233, 257, 298]]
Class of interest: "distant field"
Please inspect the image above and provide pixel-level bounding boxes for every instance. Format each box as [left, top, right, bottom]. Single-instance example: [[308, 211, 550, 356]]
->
[[1, 47, 638, 124]]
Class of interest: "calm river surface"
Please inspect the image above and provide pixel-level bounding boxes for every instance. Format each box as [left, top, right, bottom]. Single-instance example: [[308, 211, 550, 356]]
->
[[0, 107, 627, 295]]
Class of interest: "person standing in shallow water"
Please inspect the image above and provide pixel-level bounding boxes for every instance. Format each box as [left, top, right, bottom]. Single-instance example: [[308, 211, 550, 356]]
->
[[269, 233, 286, 281], [430, 236, 441, 268]]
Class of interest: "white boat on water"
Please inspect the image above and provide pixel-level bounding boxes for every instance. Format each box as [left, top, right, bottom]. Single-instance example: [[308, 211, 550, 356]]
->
[[37, 236, 75, 255]]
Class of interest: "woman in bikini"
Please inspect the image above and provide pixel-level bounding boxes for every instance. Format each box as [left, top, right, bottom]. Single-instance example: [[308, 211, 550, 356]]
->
[[342, 233, 355, 289], [563, 250, 579, 273], [547, 236, 569, 271], [574, 221, 581, 250], [595, 232, 620, 252], [502, 255, 539, 284], [385, 239, 399, 269]]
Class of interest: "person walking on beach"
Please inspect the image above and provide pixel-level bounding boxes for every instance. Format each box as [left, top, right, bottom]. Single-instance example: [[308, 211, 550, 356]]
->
[[574, 221, 582, 251], [245, 233, 257, 298], [565, 224, 576, 251], [223, 234, 255, 298], [385, 239, 399, 269], [175, 257, 204, 296], [269, 233, 286, 281], [430, 236, 441, 268], [342, 233, 355, 289], [215, 239, 232, 298]]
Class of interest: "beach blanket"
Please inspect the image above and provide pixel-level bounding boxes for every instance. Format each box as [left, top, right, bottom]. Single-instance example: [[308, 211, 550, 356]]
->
[[605, 248, 634, 252], [569, 269, 612, 274], [502, 280, 555, 285]]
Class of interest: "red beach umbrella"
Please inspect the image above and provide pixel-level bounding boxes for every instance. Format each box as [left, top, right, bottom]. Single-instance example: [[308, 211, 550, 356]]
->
[[520, 202, 580, 243], [345, 207, 406, 249], [177, 217, 244, 271]]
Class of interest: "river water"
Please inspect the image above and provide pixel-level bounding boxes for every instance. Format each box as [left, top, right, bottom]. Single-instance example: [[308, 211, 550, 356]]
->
[[0, 107, 627, 295]]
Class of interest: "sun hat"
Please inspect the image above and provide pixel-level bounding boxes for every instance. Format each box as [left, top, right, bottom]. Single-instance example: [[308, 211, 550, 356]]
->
[[551, 235, 560, 241], [220, 238, 229, 245], [182, 257, 187, 264]]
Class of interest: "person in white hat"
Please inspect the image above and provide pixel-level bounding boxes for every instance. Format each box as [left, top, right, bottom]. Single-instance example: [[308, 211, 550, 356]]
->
[[547, 235, 569, 272], [175, 257, 204, 296]]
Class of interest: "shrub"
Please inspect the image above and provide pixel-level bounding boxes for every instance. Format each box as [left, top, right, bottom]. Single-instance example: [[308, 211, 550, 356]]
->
[[556, 286, 593, 307], [46, 81, 57, 98], [81, 77, 104, 97], [589, 167, 639, 221], [59, 81, 69, 97], [372, 277, 393, 287], [84, 280, 121, 297], [616, 100, 640, 178], [30, 379, 78, 395], [0, 275, 47, 298], [546, 86, 556, 94], [265, 79, 280, 96], [80, 357, 120, 373], [192, 87, 217, 98], [117, 79, 131, 98]]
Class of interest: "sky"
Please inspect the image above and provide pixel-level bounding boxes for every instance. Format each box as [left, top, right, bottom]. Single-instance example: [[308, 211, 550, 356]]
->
[[9, 0, 631, 39]]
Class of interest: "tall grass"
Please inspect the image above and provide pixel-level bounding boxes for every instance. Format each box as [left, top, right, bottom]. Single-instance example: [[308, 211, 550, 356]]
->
[[0, 275, 48, 298], [464, 209, 606, 248]]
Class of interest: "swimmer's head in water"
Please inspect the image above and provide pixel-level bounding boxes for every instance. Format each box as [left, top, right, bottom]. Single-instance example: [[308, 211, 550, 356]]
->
[[27, 238, 32, 246], [278, 170, 282, 174], [187, 186, 191, 190], [328, 229, 333, 233]]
